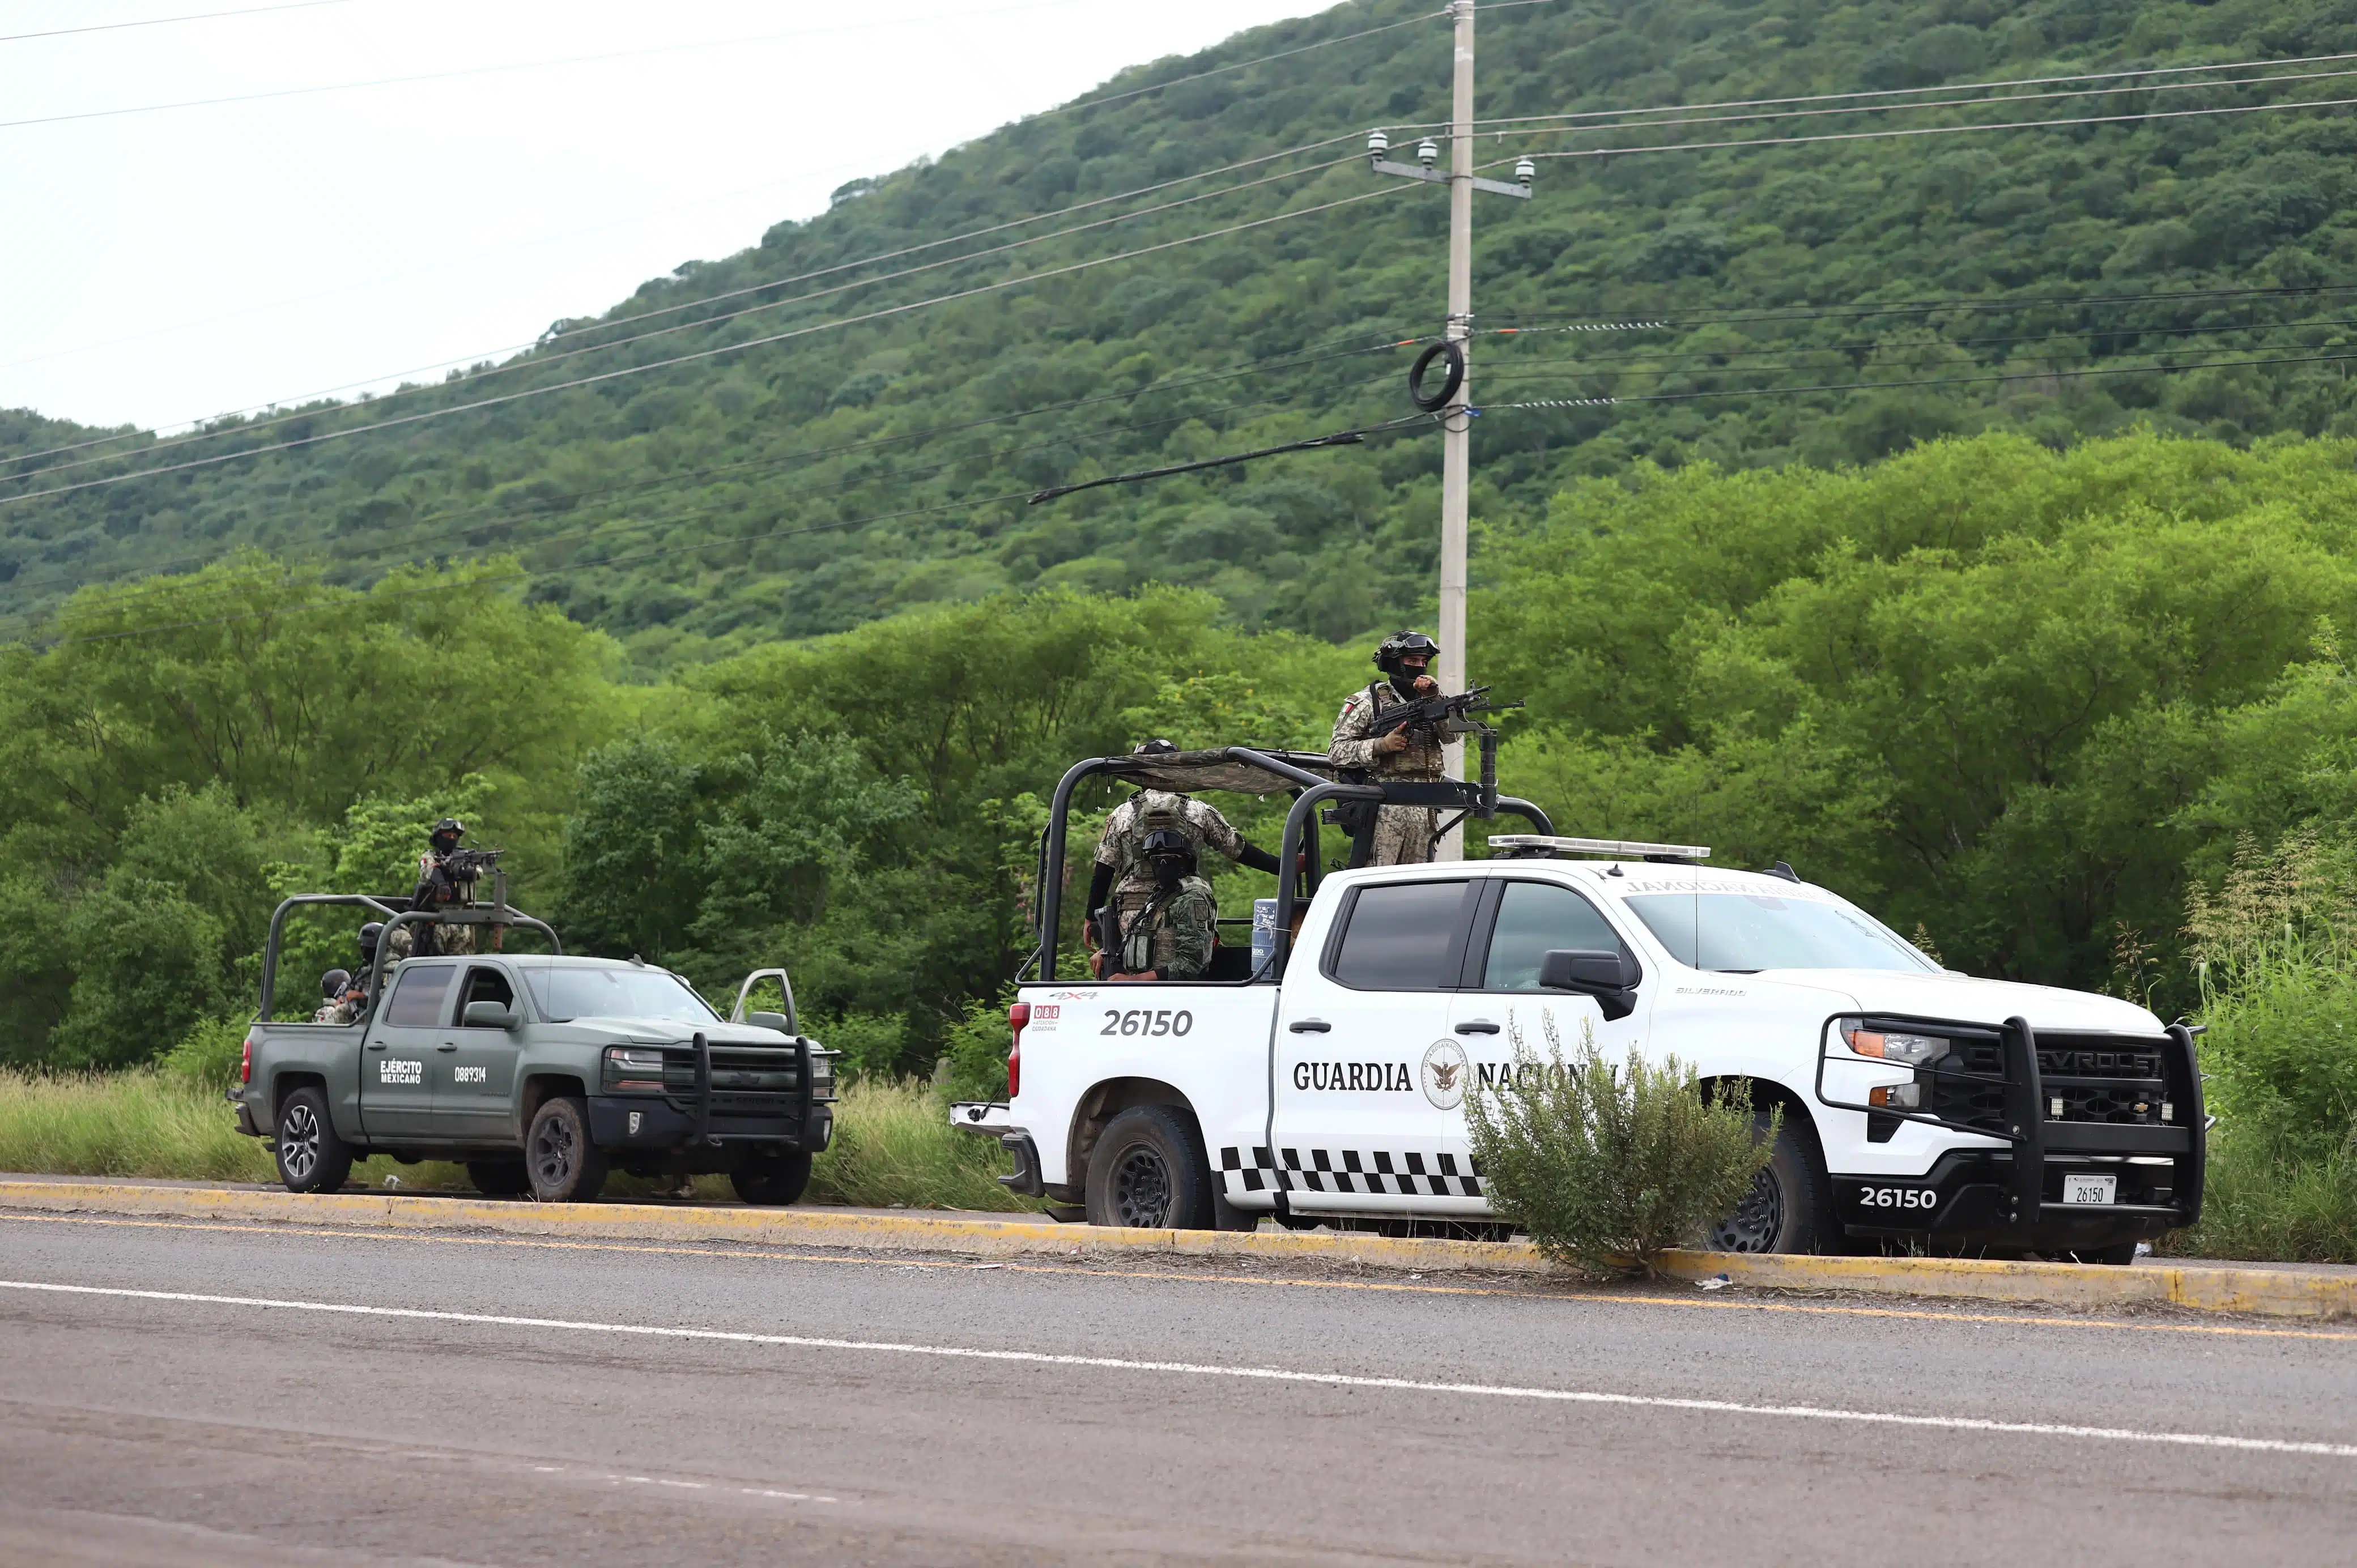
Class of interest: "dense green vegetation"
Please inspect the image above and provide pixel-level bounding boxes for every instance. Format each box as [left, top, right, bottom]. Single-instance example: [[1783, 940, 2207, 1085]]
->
[[8, 0, 2357, 667]]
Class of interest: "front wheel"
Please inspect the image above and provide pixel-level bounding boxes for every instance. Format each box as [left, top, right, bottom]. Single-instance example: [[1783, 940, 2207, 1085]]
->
[[1704, 1111, 1827, 1255], [1083, 1105, 1215, 1230], [730, 1151, 813, 1206], [525, 1097, 609, 1204], [275, 1086, 354, 1194]]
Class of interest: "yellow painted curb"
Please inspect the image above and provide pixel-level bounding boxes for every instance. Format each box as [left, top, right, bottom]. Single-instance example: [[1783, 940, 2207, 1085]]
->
[[4, 1179, 2352, 1319]]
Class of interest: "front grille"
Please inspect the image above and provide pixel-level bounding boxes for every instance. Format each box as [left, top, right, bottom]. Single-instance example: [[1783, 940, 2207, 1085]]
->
[[1929, 1039, 2007, 1135], [1922, 1032, 2171, 1132], [2038, 1034, 2169, 1126]]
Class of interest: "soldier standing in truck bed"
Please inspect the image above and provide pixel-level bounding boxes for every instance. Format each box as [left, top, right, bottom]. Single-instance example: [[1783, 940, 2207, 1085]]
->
[[1086, 739, 1286, 947], [1330, 630, 1444, 867]]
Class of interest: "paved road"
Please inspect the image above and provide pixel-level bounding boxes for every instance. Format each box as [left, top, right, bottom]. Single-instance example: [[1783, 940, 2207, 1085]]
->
[[3, 1211, 2355, 1566]]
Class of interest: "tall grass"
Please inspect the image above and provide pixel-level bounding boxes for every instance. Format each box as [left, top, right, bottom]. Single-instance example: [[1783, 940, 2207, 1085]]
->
[[0, 1068, 1038, 1212]]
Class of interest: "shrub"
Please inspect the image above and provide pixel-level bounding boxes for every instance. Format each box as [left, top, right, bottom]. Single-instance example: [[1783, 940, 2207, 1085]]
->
[[1465, 1009, 1776, 1277], [933, 993, 1014, 1105], [159, 1013, 251, 1092], [807, 1076, 1039, 1211]]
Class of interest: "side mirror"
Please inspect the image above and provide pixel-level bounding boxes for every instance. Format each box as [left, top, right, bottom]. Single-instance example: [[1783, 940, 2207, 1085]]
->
[[747, 1011, 790, 1033], [462, 1000, 517, 1029], [1538, 948, 1640, 992]]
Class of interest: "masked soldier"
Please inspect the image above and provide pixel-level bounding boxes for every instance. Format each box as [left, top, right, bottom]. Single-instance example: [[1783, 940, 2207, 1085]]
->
[[405, 817, 479, 957], [1088, 739, 1283, 966], [1104, 828, 1218, 982], [1330, 630, 1444, 867]]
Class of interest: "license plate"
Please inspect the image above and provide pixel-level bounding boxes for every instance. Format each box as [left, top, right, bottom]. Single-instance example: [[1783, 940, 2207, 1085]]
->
[[2062, 1173, 2117, 1206]]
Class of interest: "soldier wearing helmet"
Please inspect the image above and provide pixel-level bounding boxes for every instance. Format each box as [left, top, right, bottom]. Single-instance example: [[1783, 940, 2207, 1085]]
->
[[1101, 826, 1217, 982], [1329, 630, 1444, 867], [386, 817, 479, 959], [1087, 739, 1283, 970]]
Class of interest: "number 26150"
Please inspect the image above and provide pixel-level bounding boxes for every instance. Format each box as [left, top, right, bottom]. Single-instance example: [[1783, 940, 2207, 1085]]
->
[[1101, 1009, 1193, 1037], [1859, 1186, 1935, 1210]]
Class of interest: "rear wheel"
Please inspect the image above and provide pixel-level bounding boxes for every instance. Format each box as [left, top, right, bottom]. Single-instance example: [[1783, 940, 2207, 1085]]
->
[[466, 1160, 530, 1198], [275, 1087, 354, 1194], [730, 1151, 813, 1207], [525, 1096, 608, 1204], [1083, 1105, 1214, 1230], [1705, 1110, 1827, 1255]]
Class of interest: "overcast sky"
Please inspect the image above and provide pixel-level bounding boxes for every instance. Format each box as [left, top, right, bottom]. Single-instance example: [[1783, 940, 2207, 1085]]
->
[[2, 0, 1336, 433]]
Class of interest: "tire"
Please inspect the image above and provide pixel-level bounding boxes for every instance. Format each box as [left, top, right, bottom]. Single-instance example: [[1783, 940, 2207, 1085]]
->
[[1083, 1105, 1215, 1230], [1705, 1110, 1827, 1255], [275, 1086, 354, 1194], [730, 1151, 813, 1207], [466, 1160, 530, 1198], [525, 1096, 609, 1204], [1044, 1203, 1088, 1224]]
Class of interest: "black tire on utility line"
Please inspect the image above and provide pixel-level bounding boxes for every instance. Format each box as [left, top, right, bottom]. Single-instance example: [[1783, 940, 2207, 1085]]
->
[[1408, 339, 1465, 412]]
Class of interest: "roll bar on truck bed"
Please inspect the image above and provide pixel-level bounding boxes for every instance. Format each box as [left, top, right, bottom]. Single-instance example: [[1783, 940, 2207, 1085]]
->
[[1029, 744, 1553, 982]]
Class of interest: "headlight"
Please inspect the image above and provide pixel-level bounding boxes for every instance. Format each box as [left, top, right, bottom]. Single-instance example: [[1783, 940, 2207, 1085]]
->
[[1836, 1018, 1950, 1066], [808, 1050, 837, 1100], [604, 1045, 668, 1092]]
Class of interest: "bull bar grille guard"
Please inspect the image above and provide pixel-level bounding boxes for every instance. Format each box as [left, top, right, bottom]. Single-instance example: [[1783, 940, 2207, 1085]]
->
[[1813, 1012, 2206, 1229]]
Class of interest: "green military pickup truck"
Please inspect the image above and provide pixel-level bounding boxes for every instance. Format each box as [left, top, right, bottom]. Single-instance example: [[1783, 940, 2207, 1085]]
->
[[230, 891, 838, 1204]]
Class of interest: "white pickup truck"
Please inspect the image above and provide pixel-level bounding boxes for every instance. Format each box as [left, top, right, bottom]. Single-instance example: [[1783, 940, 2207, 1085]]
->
[[955, 746, 2204, 1261]]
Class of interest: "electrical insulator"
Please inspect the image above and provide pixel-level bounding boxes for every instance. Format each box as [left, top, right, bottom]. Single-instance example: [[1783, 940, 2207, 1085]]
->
[[1367, 130, 1390, 163], [1515, 156, 1536, 188], [1416, 138, 1439, 168]]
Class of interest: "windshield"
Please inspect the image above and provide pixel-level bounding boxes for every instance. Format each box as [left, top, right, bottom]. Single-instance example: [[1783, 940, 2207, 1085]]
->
[[522, 966, 720, 1024], [1622, 892, 1937, 974]]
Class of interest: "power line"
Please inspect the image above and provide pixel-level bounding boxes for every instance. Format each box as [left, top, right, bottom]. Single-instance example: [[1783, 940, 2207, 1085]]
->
[[0, 0, 358, 44], [1463, 46, 2357, 130], [1504, 90, 2357, 167], [1478, 346, 2357, 411], [1486, 63, 2357, 148], [0, 185, 1406, 508], [7, 149, 1367, 488], [0, 347, 1411, 625], [1484, 283, 2357, 331], [3, 129, 1378, 479]]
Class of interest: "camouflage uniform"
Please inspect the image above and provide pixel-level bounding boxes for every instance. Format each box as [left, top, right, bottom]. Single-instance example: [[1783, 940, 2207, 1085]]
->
[[383, 919, 473, 961], [1330, 680, 1443, 866], [1118, 874, 1218, 981], [1095, 790, 1249, 931], [312, 996, 359, 1026]]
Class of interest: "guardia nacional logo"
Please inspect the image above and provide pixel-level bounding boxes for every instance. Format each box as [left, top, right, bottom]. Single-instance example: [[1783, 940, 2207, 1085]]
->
[[1420, 1038, 1468, 1110]]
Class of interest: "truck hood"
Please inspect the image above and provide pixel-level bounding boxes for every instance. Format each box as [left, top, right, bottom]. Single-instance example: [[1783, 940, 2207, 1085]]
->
[[1742, 969, 2165, 1035], [566, 1017, 797, 1047]]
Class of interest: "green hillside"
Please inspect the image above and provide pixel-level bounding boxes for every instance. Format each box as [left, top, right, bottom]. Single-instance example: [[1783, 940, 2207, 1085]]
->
[[6, 0, 2357, 666]]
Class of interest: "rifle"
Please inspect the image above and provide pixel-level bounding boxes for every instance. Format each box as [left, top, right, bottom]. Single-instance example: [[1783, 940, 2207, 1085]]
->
[[1366, 683, 1524, 741]]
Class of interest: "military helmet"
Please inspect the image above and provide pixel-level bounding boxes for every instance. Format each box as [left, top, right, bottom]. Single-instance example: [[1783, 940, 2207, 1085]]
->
[[321, 967, 351, 1000], [1376, 630, 1440, 679], [429, 816, 465, 846], [1132, 738, 1180, 757], [358, 921, 385, 954], [1140, 826, 1194, 858]]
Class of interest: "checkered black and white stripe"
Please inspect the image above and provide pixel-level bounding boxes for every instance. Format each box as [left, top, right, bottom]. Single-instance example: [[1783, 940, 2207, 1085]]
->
[[1219, 1145, 1485, 1199]]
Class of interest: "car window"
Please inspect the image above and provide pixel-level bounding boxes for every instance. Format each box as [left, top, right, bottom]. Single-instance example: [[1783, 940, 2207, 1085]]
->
[[1481, 882, 1626, 991], [382, 964, 456, 1028], [456, 966, 514, 1022], [521, 965, 720, 1024], [1329, 881, 1473, 990], [1623, 892, 1937, 973]]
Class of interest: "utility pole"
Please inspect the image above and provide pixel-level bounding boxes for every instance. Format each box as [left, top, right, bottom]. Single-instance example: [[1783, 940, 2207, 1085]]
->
[[1367, 0, 1533, 859]]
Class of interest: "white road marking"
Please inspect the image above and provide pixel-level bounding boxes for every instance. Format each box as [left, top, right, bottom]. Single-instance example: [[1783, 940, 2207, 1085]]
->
[[7, 1277, 2352, 1460]]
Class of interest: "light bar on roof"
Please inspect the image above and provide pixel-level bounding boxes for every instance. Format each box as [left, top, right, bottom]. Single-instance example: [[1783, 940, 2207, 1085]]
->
[[1490, 835, 1712, 860]]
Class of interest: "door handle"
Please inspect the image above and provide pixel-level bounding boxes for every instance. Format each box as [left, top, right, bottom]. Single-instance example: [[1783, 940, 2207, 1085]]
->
[[1288, 1019, 1331, 1033], [366, 1042, 386, 1051], [436, 1043, 458, 1053], [1454, 1020, 1501, 1035]]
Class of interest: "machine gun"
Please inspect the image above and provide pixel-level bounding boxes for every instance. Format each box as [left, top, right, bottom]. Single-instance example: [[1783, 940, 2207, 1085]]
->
[[1365, 683, 1524, 742]]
